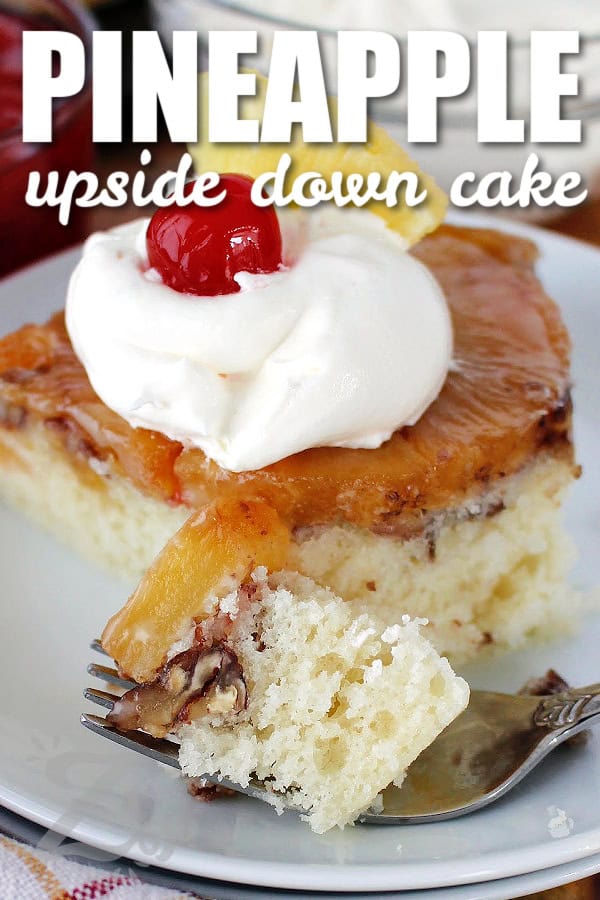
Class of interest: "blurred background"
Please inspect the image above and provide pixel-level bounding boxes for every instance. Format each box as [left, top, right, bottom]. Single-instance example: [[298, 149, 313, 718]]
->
[[0, 0, 599, 278], [154, 0, 600, 210]]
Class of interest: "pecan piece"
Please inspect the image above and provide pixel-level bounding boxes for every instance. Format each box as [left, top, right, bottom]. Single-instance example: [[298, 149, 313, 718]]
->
[[187, 779, 236, 802], [519, 669, 570, 697], [108, 644, 247, 738]]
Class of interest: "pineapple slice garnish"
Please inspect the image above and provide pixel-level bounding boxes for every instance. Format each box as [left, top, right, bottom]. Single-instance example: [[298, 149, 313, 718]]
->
[[102, 499, 291, 683], [188, 71, 447, 246]]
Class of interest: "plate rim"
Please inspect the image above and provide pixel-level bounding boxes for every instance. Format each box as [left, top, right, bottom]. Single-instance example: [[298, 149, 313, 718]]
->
[[2, 803, 600, 900]]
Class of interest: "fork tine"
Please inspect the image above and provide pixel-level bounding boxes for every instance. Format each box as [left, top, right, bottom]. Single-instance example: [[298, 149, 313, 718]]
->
[[87, 662, 135, 690], [90, 639, 109, 656], [80, 711, 275, 803], [84, 687, 120, 710], [80, 713, 181, 769], [82, 644, 277, 807]]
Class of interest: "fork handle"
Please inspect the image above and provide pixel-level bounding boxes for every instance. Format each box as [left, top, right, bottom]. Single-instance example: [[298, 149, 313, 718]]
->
[[534, 683, 600, 729]]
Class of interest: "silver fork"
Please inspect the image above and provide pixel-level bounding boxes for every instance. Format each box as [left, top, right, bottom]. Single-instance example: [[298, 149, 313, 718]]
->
[[82, 641, 600, 824]]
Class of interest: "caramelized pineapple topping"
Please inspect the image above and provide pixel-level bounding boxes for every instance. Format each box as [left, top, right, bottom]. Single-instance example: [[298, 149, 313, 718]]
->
[[102, 498, 291, 683]]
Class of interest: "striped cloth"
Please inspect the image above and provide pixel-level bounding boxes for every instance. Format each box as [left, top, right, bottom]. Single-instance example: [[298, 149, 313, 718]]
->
[[0, 835, 203, 899]]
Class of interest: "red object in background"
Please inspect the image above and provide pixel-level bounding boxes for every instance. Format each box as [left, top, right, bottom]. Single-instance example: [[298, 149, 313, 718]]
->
[[146, 175, 284, 296], [0, 1, 93, 279]]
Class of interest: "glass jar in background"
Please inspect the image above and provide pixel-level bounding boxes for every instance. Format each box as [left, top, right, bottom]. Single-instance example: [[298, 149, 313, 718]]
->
[[0, 0, 94, 278]]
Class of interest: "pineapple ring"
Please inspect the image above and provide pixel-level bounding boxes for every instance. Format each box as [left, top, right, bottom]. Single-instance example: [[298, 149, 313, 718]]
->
[[188, 72, 447, 247]]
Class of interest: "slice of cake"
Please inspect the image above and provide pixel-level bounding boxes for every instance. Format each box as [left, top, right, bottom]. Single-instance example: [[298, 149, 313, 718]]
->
[[0, 221, 577, 663], [103, 498, 469, 834]]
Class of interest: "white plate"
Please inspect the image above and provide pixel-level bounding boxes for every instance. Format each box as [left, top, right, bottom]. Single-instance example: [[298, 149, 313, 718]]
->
[[3, 804, 600, 900], [0, 213, 598, 894]]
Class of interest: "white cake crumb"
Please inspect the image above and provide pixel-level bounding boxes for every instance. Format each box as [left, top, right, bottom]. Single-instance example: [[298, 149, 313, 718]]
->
[[263, 791, 287, 816], [218, 589, 240, 618], [166, 626, 196, 661], [363, 658, 383, 684], [350, 626, 376, 648], [178, 569, 469, 833], [252, 566, 268, 583], [368, 793, 385, 815], [381, 624, 404, 643]]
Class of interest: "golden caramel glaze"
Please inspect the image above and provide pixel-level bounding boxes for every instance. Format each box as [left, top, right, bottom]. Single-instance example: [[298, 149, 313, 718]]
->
[[0, 314, 183, 501], [0, 225, 573, 536]]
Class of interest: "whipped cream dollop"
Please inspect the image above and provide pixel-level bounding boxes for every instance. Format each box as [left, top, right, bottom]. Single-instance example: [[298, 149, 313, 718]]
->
[[66, 208, 452, 472]]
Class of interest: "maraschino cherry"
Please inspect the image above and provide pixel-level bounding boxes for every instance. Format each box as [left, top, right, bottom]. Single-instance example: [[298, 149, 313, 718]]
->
[[146, 174, 283, 296]]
